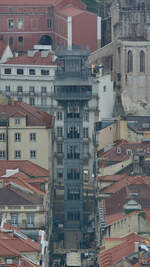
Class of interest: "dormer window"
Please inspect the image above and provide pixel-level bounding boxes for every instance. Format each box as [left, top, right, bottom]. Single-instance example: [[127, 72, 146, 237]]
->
[[126, 149, 132, 155], [15, 118, 20, 125], [116, 147, 121, 154]]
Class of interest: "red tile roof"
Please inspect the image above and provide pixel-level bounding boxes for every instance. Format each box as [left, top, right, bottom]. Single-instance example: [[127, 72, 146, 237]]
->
[[61, 6, 84, 16], [99, 233, 149, 267], [0, 239, 20, 256], [0, 187, 43, 205], [0, 101, 54, 128], [98, 141, 150, 166], [0, 160, 49, 176], [5, 51, 56, 65]]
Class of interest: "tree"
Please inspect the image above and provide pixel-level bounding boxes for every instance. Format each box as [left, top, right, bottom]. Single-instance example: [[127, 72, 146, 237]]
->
[[82, 0, 105, 14]]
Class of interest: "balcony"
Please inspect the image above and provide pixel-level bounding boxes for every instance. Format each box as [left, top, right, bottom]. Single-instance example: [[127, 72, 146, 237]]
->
[[54, 87, 92, 101]]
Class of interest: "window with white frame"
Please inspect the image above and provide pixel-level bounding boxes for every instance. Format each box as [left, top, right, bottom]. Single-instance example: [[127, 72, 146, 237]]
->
[[41, 69, 49, 76], [0, 133, 5, 141], [29, 69, 36, 75], [11, 214, 18, 225], [15, 133, 21, 142], [15, 150, 21, 159], [8, 19, 14, 29], [17, 18, 24, 29], [30, 150, 36, 158], [4, 68, 11, 74], [57, 111, 62, 120], [30, 133, 36, 141], [83, 127, 88, 138], [15, 118, 20, 125], [27, 213, 34, 225], [0, 151, 5, 158]]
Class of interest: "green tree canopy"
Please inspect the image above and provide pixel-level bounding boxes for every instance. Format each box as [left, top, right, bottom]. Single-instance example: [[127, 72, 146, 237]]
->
[[82, 0, 105, 14]]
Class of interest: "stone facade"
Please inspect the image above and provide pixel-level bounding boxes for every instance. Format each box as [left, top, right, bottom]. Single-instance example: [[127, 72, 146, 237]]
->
[[89, 0, 150, 116]]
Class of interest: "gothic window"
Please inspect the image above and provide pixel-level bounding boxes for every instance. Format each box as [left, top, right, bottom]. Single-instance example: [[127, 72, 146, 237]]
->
[[127, 50, 133, 73], [140, 50, 145, 73]]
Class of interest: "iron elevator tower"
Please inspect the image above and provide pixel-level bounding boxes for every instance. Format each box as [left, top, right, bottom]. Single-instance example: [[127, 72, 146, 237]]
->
[[54, 48, 92, 245]]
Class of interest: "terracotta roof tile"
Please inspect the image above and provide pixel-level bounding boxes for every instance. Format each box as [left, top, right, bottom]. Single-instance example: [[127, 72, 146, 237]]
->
[[5, 51, 56, 65], [0, 101, 54, 128], [0, 160, 49, 176], [61, 6, 83, 16], [0, 187, 43, 205], [99, 233, 150, 267]]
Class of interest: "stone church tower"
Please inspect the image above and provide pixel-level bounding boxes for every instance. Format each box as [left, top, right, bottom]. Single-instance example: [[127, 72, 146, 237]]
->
[[91, 0, 150, 115]]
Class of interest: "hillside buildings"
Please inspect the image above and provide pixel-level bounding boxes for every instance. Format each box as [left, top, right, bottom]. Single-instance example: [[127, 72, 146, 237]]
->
[[0, 0, 101, 53], [0, 98, 54, 169]]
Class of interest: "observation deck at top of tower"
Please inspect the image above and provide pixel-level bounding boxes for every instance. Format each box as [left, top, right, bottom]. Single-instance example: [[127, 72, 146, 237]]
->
[[54, 48, 92, 101]]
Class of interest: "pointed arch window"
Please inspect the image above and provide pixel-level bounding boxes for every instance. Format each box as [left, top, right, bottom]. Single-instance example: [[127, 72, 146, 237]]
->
[[127, 50, 133, 73], [140, 50, 145, 72]]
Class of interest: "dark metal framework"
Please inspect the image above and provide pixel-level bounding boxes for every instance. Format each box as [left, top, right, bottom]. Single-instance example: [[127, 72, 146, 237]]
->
[[54, 48, 92, 230]]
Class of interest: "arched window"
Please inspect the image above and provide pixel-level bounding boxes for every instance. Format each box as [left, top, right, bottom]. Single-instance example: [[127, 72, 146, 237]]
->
[[140, 50, 145, 72], [127, 50, 133, 73]]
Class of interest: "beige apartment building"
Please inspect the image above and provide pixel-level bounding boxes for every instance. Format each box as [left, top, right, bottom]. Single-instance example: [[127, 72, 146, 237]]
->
[[0, 97, 54, 169]]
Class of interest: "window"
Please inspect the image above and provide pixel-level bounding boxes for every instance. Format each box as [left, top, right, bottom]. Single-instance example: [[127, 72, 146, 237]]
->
[[83, 128, 88, 138], [18, 36, 23, 45], [4, 68, 11, 74], [57, 158, 63, 165], [17, 86, 23, 93], [17, 69, 24, 75], [41, 97, 47, 106], [57, 111, 62, 121], [29, 97, 35, 106], [41, 87, 47, 94], [127, 50, 133, 73], [0, 151, 5, 158], [15, 133, 21, 142], [47, 18, 52, 28], [57, 127, 63, 137], [5, 86, 10, 92], [9, 36, 14, 46], [27, 214, 34, 226], [17, 18, 24, 29], [41, 69, 49, 76], [0, 133, 5, 141], [140, 50, 145, 72], [29, 86, 35, 94], [83, 111, 89, 121], [67, 187, 80, 200], [30, 133, 36, 141], [11, 214, 18, 225], [67, 210, 80, 222], [103, 85, 106, 92], [30, 150, 36, 158], [67, 168, 80, 180], [15, 150, 21, 158], [15, 118, 20, 125], [57, 143, 63, 153], [67, 144, 80, 159], [29, 69, 36, 75], [57, 168, 63, 179], [8, 19, 14, 29], [126, 149, 132, 155], [18, 97, 22, 102]]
